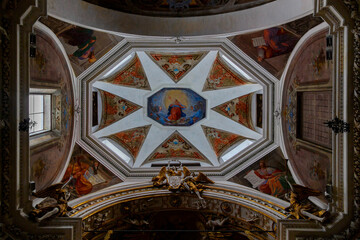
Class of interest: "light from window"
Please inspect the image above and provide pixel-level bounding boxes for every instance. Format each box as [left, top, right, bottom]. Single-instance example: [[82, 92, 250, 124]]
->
[[221, 139, 254, 162], [221, 54, 252, 80], [29, 94, 51, 135], [102, 139, 131, 163]]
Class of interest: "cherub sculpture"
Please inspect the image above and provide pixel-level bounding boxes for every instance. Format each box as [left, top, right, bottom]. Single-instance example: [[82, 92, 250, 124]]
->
[[29, 181, 73, 222], [284, 176, 330, 222], [206, 216, 228, 231], [152, 160, 214, 208]]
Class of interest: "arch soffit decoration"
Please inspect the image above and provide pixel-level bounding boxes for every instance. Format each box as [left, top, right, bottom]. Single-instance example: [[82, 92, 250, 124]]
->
[[277, 1, 355, 239], [68, 182, 289, 240], [47, 0, 314, 37], [32, 21, 78, 185]]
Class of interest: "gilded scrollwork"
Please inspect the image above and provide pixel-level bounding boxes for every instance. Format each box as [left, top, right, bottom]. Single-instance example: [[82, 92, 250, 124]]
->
[[284, 180, 330, 222], [29, 183, 73, 222], [152, 160, 214, 208]]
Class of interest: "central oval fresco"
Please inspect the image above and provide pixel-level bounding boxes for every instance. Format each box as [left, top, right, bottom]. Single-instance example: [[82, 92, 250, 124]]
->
[[147, 88, 206, 126]]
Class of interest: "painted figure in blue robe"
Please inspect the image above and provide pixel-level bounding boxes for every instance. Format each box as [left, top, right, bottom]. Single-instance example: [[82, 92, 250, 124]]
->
[[257, 27, 297, 62], [60, 27, 97, 63]]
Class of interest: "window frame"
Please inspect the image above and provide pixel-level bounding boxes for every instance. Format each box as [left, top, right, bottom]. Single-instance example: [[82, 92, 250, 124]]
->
[[29, 93, 52, 136], [29, 88, 62, 149]]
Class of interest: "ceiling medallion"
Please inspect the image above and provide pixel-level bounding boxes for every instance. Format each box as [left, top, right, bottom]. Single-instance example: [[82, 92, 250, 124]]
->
[[147, 88, 206, 127]]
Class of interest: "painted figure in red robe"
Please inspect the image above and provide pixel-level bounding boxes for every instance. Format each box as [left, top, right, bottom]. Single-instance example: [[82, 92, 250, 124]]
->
[[62, 155, 93, 196], [167, 99, 186, 121]]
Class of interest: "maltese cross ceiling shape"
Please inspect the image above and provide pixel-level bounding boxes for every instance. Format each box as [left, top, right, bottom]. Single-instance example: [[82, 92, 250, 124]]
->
[[90, 49, 264, 170]]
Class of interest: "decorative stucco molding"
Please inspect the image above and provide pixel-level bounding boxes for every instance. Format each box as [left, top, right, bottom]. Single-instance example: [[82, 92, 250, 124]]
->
[[0, 1, 81, 239]]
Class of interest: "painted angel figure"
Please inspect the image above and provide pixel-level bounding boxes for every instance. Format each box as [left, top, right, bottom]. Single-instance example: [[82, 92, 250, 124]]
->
[[29, 182, 72, 222], [284, 176, 330, 222]]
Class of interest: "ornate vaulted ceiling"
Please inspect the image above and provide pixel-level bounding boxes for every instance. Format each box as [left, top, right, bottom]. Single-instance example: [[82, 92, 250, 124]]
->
[[2, 0, 357, 239], [85, 45, 270, 174]]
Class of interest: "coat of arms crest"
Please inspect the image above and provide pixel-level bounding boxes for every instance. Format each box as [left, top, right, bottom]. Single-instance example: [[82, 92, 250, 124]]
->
[[152, 160, 214, 208]]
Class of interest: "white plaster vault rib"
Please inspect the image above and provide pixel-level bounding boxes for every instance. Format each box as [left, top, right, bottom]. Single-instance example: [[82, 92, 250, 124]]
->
[[133, 126, 174, 167], [137, 51, 174, 89], [204, 84, 263, 108], [178, 127, 219, 166], [180, 51, 218, 91], [92, 81, 148, 106]]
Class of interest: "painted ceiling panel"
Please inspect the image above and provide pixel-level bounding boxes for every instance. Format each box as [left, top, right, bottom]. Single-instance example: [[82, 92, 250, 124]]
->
[[202, 125, 247, 157], [98, 90, 142, 131], [212, 93, 255, 130], [148, 52, 207, 83], [203, 55, 252, 91], [228, 14, 323, 79], [39, 16, 123, 76], [61, 144, 122, 200], [101, 54, 151, 90], [143, 131, 211, 165], [105, 125, 151, 159]]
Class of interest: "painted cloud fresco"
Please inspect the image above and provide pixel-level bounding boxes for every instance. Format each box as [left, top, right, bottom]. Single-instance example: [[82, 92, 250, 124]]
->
[[147, 88, 206, 127], [40, 16, 123, 76]]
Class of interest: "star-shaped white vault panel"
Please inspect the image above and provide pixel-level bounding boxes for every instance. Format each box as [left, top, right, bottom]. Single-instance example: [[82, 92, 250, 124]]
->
[[80, 41, 274, 178]]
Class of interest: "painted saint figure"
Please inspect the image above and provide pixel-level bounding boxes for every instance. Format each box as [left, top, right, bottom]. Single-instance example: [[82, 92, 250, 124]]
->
[[254, 160, 289, 197], [166, 99, 186, 121], [62, 154, 93, 196], [59, 27, 97, 63], [257, 27, 297, 62]]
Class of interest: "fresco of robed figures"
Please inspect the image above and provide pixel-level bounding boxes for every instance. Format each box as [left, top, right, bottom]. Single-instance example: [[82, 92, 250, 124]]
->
[[147, 88, 206, 127], [61, 144, 122, 200], [39, 16, 123, 76], [229, 15, 323, 78], [229, 148, 294, 198]]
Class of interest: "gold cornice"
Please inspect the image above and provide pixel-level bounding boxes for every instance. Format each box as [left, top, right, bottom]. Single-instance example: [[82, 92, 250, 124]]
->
[[69, 185, 287, 223]]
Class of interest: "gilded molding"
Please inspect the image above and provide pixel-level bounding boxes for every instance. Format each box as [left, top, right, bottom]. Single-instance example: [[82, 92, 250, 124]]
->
[[67, 184, 288, 221]]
